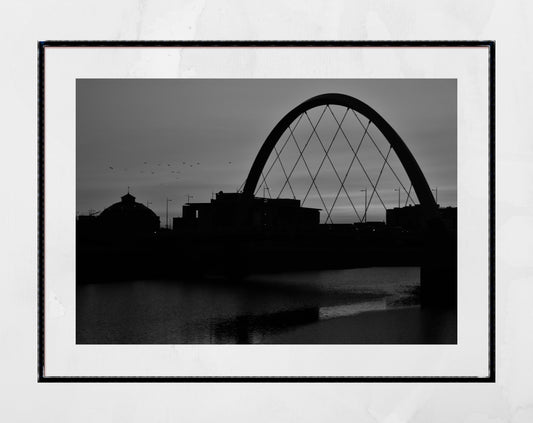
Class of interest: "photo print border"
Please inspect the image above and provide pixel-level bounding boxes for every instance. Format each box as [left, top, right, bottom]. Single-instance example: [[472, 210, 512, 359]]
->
[[37, 40, 495, 382]]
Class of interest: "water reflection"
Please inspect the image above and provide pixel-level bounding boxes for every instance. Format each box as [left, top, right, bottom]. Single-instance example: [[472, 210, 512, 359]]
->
[[213, 307, 320, 343], [77, 267, 422, 344], [319, 298, 388, 320]]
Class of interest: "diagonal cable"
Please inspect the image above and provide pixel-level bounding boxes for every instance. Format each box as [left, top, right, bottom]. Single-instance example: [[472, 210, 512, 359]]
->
[[276, 106, 328, 199], [303, 108, 362, 221], [350, 109, 416, 205], [302, 106, 349, 204], [323, 112, 369, 223], [325, 118, 371, 223], [404, 184, 413, 207], [261, 114, 304, 182], [273, 146, 296, 198], [363, 146, 392, 221], [352, 152, 388, 211], [283, 110, 330, 215], [255, 114, 305, 195], [288, 107, 347, 222], [257, 144, 297, 198], [324, 107, 387, 209], [328, 108, 388, 210], [260, 172, 273, 198]]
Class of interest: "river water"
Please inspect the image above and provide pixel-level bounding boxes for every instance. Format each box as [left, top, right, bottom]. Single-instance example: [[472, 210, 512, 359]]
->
[[77, 267, 420, 344]]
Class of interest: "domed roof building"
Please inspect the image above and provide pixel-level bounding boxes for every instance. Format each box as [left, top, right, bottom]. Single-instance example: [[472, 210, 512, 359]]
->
[[99, 192, 160, 236]]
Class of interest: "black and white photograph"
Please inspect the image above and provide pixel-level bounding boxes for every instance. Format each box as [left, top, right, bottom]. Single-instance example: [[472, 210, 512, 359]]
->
[[39, 43, 492, 380], [75, 79, 457, 345]]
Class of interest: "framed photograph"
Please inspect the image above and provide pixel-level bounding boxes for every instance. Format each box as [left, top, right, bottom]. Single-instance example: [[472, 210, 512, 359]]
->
[[38, 41, 494, 381]]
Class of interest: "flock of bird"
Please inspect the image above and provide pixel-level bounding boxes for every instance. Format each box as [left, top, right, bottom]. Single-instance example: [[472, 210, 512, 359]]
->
[[108, 160, 233, 174], [107, 160, 235, 186]]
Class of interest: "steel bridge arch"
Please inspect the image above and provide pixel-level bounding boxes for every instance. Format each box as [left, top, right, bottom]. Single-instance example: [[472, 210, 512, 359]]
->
[[243, 93, 437, 214]]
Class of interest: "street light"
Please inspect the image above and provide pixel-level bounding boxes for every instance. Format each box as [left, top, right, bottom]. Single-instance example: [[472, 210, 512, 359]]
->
[[394, 188, 401, 208], [166, 198, 172, 229], [360, 188, 367, 223]]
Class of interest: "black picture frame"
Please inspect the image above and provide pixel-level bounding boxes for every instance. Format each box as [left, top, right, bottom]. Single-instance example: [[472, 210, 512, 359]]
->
[[38, 40, 495, 383]]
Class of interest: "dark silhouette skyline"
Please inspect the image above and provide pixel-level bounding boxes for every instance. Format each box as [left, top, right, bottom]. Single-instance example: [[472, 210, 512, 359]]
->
[[77, 79, 456, 223]]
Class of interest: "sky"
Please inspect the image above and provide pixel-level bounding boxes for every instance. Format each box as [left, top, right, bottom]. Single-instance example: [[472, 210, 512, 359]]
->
[[77, 79, 456, 224]]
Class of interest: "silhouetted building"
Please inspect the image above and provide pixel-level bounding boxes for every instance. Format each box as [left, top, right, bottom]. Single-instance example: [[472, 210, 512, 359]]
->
[[98, 192, 160, 236], [386, 204, 424, 231], [386, 204, 457, 232], [437, 206, 457, 233], [175, 191, 319, 231]]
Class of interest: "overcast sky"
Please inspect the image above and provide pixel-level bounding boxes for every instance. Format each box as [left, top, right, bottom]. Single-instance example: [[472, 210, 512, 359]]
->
[[77, 79, 456, 223]]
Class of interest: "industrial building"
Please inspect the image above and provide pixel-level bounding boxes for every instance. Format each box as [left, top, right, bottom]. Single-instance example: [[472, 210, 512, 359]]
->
[[174, 191, 320, 232]]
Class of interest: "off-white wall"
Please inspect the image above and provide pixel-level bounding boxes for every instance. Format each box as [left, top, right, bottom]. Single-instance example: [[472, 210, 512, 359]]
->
[[1, 1, 531, 421]]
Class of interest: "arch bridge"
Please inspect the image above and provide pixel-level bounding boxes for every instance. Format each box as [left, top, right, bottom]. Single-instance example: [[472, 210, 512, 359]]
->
[[241, 93, 438, 224]]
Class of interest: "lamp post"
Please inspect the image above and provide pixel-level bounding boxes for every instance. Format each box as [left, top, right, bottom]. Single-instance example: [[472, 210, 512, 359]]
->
[[360, 188, 367, 223], [394, 188, 401, 209], [166, 198, 172, 229]]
